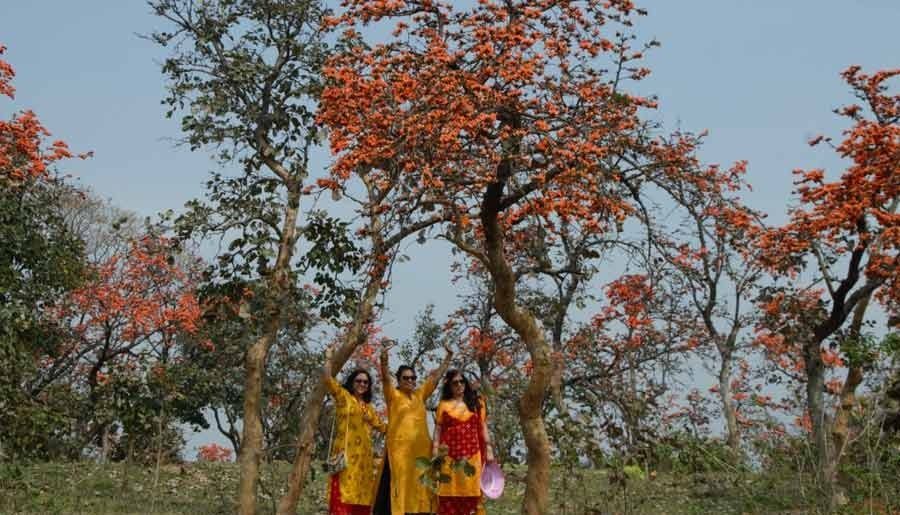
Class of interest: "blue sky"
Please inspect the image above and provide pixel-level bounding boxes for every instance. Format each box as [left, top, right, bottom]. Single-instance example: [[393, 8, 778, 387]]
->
[[3, 1, 898, 453]]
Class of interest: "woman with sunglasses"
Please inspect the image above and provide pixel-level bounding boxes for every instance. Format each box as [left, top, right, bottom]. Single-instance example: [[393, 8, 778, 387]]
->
[[431, 370, 494, 515], [373, 340, 454, 515], [322, 347, 386, 515]]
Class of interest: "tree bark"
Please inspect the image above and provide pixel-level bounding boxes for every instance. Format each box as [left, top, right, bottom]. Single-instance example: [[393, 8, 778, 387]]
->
[[275, 276, 382, 515], [803, 337, 830, 492], [826, 293, 871, 504], [237, 330, 276, 515], [717, 353, 740, 452], [480, 168, 552, 514], [237, 186, 301, 515]]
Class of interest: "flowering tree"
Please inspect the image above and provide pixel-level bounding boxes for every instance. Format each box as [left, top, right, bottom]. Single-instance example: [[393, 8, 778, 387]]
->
[[45, 236, 202, 456], [0, 45, 80, 185], [0, 44, 89, 459], [756, 66, 899, 501], [317, 1, 707, 510], [571, 272, 692, 453], [197, 442, 234, 463], [638, 156, 766, 452]]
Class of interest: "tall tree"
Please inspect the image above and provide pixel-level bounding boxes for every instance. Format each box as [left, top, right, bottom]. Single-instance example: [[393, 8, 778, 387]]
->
[[639, 158, 765, 452], [0, 44, 88, 460], [317, 2, 700, 511], [756, 66, 899, 503], [148, 2, 331, 511]]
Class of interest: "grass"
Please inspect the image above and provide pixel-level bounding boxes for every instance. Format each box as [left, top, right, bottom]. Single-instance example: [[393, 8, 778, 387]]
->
[[1, 460, 897, 514]]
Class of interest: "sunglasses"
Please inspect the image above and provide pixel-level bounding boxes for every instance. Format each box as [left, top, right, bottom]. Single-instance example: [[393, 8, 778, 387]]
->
[[354, 379, 370, 385], [400, 375, 417, 382], [451, 379, 466, 385]]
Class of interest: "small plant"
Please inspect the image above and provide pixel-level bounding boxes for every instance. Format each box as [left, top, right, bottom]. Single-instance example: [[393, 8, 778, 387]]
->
[[415, 444, 476, 494]]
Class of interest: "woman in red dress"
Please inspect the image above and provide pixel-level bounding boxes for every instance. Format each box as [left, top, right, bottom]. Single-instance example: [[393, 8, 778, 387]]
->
[[431, 370, 495, 515]]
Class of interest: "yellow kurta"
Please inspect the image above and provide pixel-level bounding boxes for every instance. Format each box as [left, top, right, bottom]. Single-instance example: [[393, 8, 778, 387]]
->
[[383, 377, 438, 515], [325, 376, 386, 506], [435, 400, 486, 499]]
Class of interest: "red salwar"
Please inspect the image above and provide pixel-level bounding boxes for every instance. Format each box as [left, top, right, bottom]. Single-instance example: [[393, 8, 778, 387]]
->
[[329, 475, 371, 515], [437, 496, 481, 515]]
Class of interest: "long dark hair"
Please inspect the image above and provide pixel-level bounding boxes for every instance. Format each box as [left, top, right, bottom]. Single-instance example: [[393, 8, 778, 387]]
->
[[341, 368, 373, 403], [441, 369, 480, 414]]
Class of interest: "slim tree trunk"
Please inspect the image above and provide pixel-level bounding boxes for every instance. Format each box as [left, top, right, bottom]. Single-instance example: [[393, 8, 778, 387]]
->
[[480, 169, 552, 514], [238, 186, 301, 515], [277, 192, 393, 515], [276, 277, 382, 515], [804, 337, 830, 491], [717, 355, 740, 451], [237, 330, 276, 515], [517, 341, 553, 515], [828, 365, 863, 478], [826, 293, 871, 503], [491, 263, 553, 514]]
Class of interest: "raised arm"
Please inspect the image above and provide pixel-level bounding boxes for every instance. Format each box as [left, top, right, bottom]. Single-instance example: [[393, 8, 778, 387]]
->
[[421, 344, 453, 399], [322, 345, 343, 400], [379, 341, 395, 403]]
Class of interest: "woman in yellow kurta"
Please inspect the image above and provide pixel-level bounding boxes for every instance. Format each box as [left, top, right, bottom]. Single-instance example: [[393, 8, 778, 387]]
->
[[432, 370, 495, 515], [373, 341, 453, 515], [323, 347, 386, 515]]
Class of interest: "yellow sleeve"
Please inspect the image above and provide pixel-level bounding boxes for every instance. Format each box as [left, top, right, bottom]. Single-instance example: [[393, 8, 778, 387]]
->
[[479, 399, 487, 420], [383, 384, 397, 406], [366, 404, 387, 433], [420, 374, 438, 400], [324, 376, 348, 406]]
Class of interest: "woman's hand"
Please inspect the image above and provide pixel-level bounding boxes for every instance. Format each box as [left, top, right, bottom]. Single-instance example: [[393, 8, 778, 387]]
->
[[485, 445, 495, 463], [380, 339, 395, 363], [433, 443, 449, 459], [322, 344, 335, 378]]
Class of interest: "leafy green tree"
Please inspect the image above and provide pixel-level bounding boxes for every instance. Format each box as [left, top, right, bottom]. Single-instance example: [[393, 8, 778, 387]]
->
[[1, 45, 88, 460], [148, 1, 336, 510]]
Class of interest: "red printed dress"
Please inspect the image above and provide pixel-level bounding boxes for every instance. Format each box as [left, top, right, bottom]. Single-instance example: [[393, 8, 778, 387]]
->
[[435, 399, 487, 515]]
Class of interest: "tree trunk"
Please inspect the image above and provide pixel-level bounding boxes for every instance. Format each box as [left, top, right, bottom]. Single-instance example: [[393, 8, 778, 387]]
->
[[827, 365, 863, 480], [480, 169, 552, 514], [277, 197, 388, 515], [520, 405, 552, 514], [237, 330, 276, 515], [491, 276, 553, 514], [717, 355, 740, 452], [275, 279, 381, 515], [100, 424, 111, 464], [826, 293, 871, 505], [238, 186, 300, 515], [803, 338, 830, 492]]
